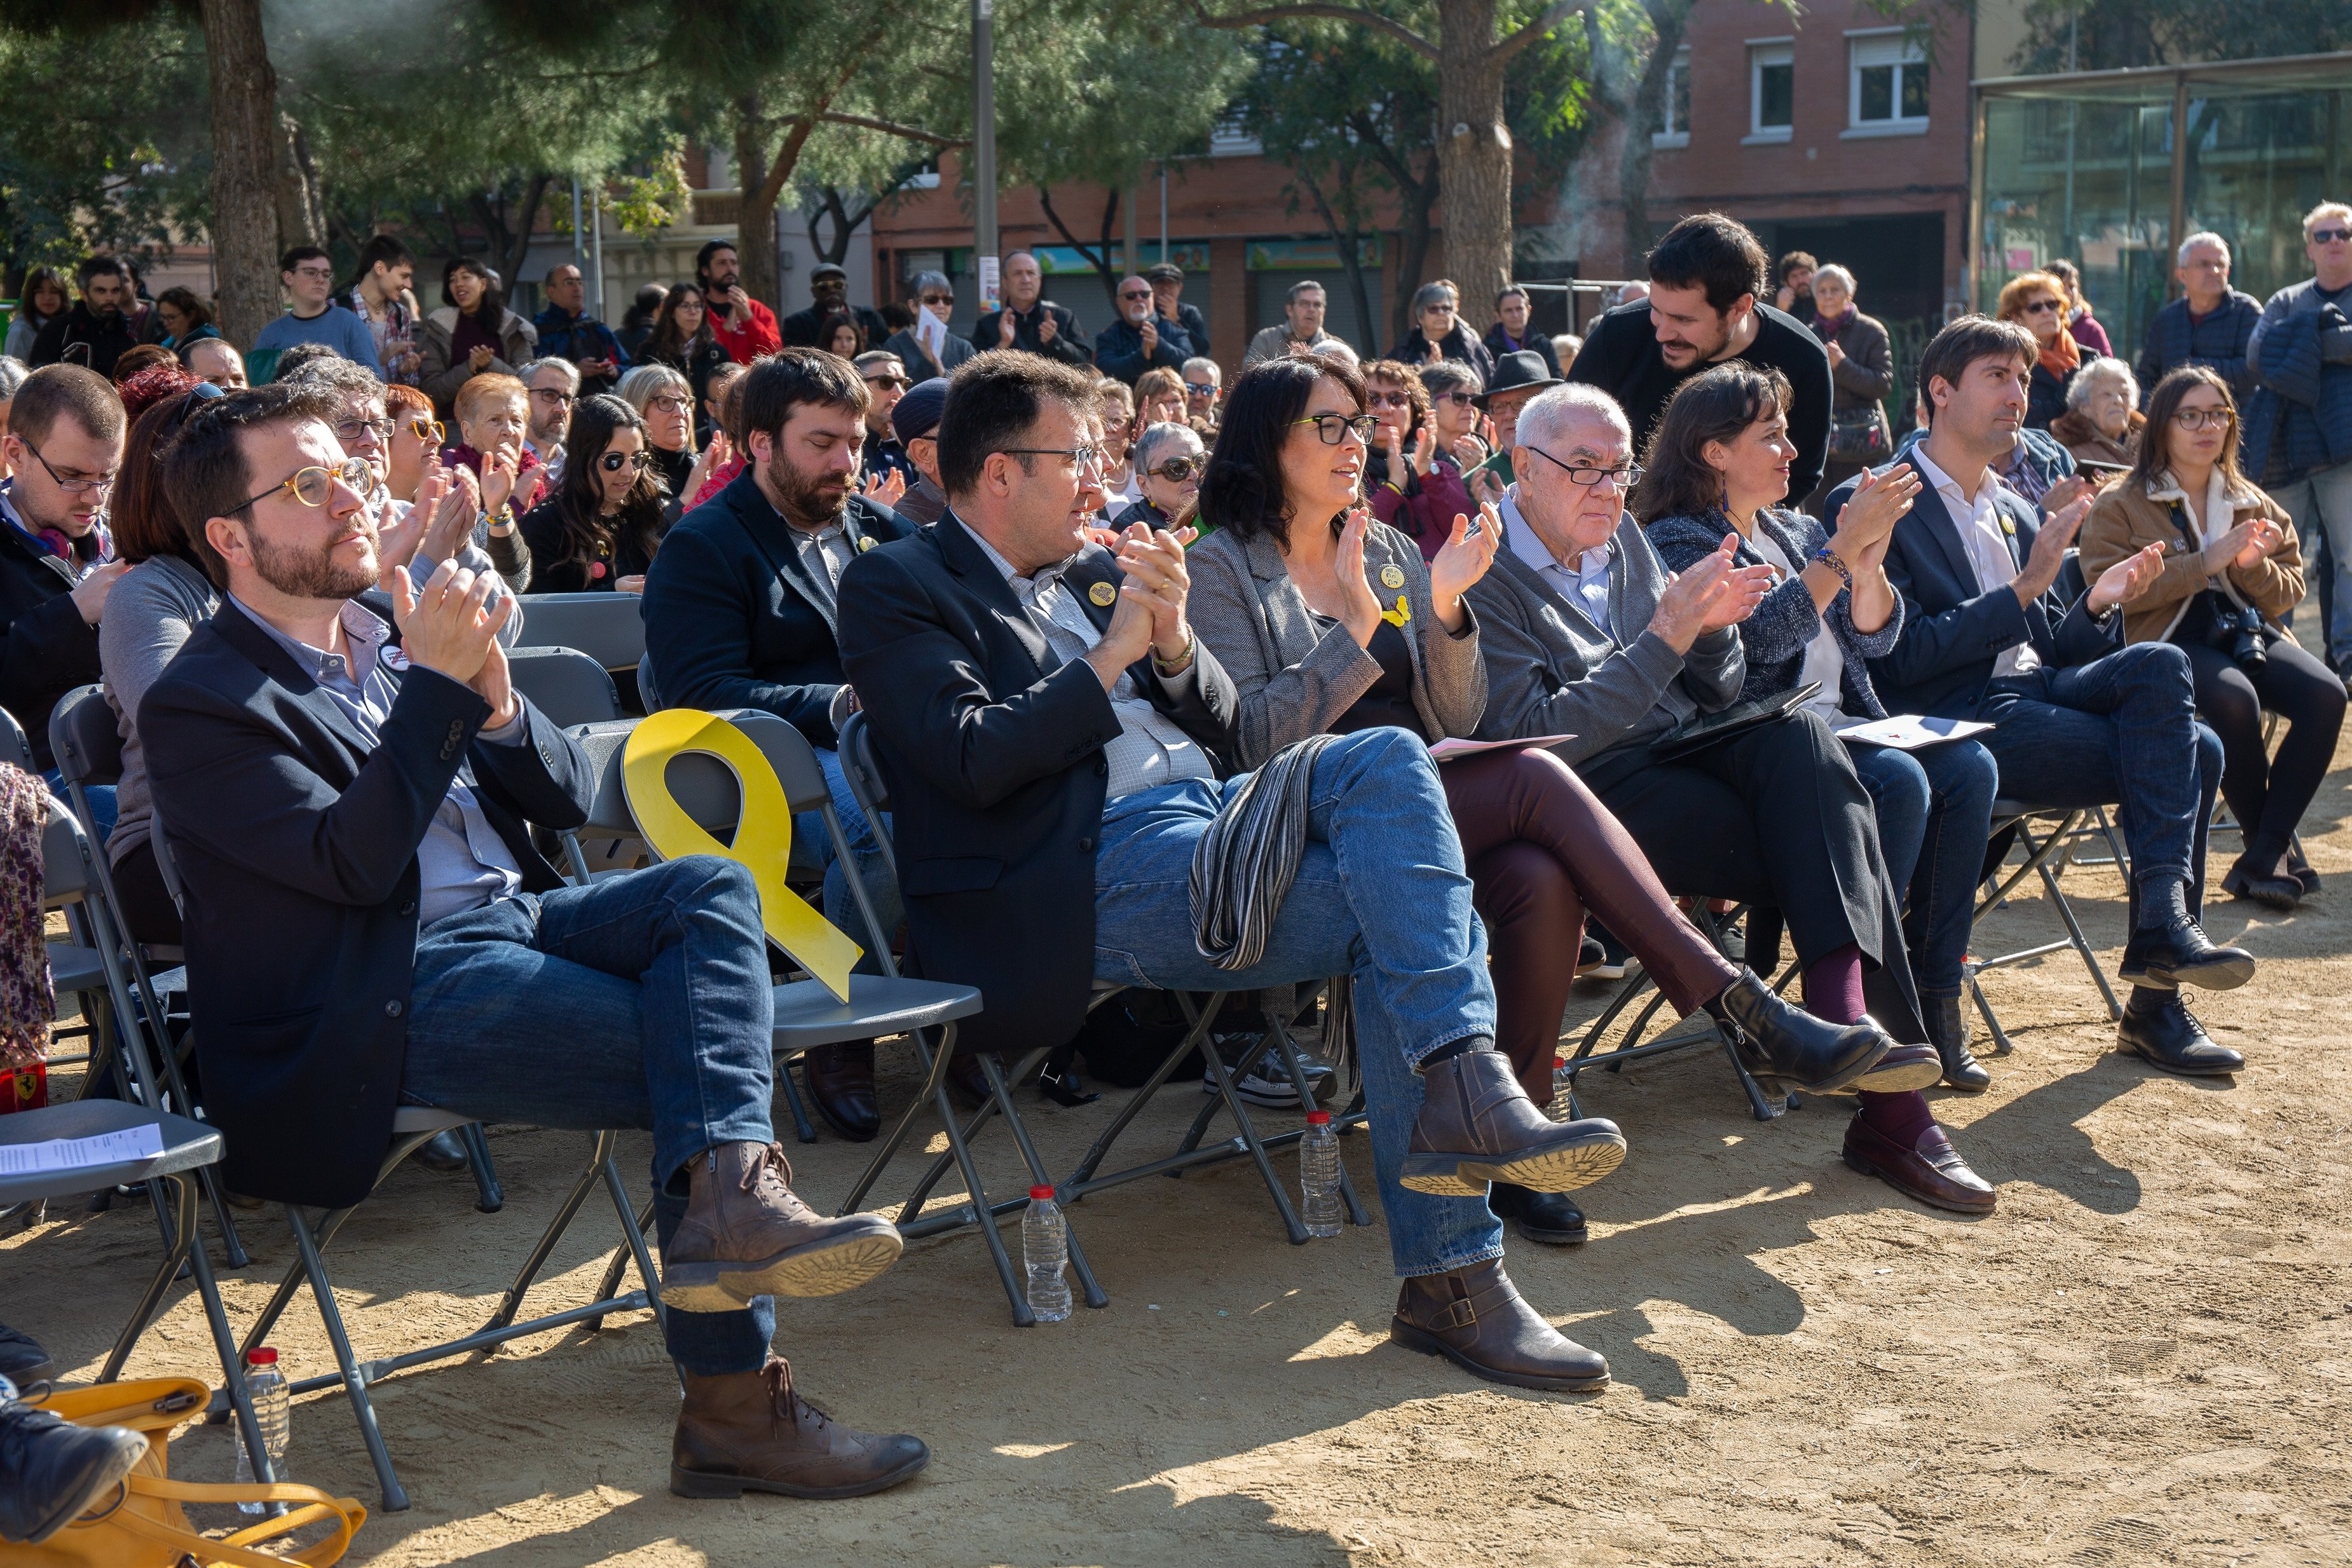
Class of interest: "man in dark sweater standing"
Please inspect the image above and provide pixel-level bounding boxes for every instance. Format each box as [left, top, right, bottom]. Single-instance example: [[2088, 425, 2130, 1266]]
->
[[1568, 213, 1834, 505]]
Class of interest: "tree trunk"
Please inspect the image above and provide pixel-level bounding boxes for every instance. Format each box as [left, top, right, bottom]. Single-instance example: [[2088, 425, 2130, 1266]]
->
[[198, 0, 284, 345], [1617, 1, 1692, 273], [275, 112, 324, 253], [1435, 0, 1514, 303], [733, 102, 782, 311]]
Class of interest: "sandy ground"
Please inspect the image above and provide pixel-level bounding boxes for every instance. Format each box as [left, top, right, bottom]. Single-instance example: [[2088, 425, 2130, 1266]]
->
[[10, 727, 2352, 1566]]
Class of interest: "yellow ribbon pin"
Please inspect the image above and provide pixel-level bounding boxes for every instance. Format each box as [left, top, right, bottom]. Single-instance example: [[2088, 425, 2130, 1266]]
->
[[622, 710, 863, 1003], [1378, 594, 1412, 628], [1089, 580, 1118, 607]]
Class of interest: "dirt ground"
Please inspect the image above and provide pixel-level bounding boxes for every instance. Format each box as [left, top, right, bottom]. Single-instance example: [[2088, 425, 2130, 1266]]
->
[[10, 727, 2352, 1567]]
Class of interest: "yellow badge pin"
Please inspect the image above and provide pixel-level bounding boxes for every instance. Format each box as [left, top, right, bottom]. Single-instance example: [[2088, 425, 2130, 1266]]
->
[[1089, 580, 1118, 606], [856, 534, 876, 552], [1379, 564, 1406, 590]]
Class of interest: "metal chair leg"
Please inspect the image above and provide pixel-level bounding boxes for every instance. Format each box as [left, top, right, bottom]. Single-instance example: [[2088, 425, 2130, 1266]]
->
[[929, 1073, 1030, 1325], [838, 1023, 960, 1215], [1193, 1023, 1309, 1244], [1061, 994, 1229, 1190], [774, 1052, 820, 1144], [2034, 856, 2124, 1020], [480, 1131, 613, 1335], [1266, 1004, 1369, 1227], [975, 1053, 1107, 1310], [462, 1122, 503, 1213], [589, 1197, 662, 1334], [101, 1173, 199, 1381], [285, 1203, 409, 1511]]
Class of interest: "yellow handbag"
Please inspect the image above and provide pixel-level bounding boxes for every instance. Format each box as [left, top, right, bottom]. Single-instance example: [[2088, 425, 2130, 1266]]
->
[[13, 1377, 367, 1567]]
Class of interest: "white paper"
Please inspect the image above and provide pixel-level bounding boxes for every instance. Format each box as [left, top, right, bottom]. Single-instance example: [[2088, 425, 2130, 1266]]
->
[[1831, 714, 1996, 751], [914, 310, 947, 361], [0, 1121, 165, 1176], [1427, 733, 1576, 763]]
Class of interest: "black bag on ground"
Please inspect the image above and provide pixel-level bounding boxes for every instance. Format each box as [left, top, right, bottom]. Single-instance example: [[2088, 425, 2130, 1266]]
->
[[1071, 990, 1208, 1087]]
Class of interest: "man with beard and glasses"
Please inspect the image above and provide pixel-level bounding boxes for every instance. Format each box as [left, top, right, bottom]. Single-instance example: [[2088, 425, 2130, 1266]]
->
[[139, 380, 927, 1502], [641, 348, 906, 1143], [31, 257, 140, 379]]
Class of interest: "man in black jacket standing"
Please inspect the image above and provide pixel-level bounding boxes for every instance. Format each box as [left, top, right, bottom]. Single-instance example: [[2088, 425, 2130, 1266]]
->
[[1569, 213, 1834, 505], [971, 252, 1092, 368], [29, 257, 139, 379], [641, 349, 906, 1138], [140, 381, 924, 1501]]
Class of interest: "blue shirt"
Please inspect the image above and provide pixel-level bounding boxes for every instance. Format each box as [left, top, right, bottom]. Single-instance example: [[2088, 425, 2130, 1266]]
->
[[251, 304, 383, 378]]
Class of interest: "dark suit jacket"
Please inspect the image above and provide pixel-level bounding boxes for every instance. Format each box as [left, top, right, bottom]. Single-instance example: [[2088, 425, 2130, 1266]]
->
[[1842, 453, 2119, 719], [641, 468, 910, 749], [835, 512, 1238, 1055], [0, 521, 100, 769], [973, 303, 1093, 367], [780, 303, 891, 350], [139, 600, 592, 1208], [1482, 324, 1561, 380], [1093, 318, 1193, 386]]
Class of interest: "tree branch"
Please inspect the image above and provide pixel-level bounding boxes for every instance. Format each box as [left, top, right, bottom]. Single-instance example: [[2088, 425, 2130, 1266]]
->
[[1489, 0, 1597, 65], [1188, 0, 1437, 58], [815, 111, 969, 149]]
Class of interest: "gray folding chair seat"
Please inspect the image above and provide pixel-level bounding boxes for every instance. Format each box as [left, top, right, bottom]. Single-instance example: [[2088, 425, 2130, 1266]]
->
[[512, 592, 646, 674]]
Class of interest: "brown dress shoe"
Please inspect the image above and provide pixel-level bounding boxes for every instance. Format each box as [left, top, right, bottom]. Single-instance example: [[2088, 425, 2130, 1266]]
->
[[672, 1356, 929, 1500], [1400, 1048, 1626, 1197], [1842, 1115, 1997, 1215], [1390, 1260, 1610, 1392], [803, 1042, 880, 1142], [660, 1142, 903, 1311]]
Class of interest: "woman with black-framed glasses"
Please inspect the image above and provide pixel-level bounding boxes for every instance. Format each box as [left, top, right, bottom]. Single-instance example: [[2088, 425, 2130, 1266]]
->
[[519, 394, 668, 594]]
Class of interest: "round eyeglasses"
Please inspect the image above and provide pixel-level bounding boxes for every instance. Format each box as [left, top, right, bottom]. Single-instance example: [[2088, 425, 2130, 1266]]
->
[[234, 455, 374, 514]]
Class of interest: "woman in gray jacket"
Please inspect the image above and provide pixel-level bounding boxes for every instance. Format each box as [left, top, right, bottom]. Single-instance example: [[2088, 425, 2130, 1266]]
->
[[1189, 355, 1917, 1244]]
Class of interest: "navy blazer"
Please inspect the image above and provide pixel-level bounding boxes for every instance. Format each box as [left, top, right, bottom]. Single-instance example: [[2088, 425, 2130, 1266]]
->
[[641, 468, 910, 749], [1834, 453, 2118, 719], [140, 600, 592, 1208], [836, 512, 1238, 1056]]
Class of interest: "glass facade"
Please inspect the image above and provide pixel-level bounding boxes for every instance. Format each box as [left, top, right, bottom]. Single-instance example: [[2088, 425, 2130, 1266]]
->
[[1974, 55, 2352, 358]]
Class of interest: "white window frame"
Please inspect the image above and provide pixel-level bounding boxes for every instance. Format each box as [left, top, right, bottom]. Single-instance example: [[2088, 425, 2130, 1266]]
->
[[1653, 46, 1692, 148], [1210, 114, 1264, 158], [1844, 29, 1929, 139], [1746, 40, 1794, 144]]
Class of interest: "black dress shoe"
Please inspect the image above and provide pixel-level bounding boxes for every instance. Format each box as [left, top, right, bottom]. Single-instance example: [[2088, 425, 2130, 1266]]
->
[[1488, 1182, 1587, 1245], [2116, 992, 2243, 1076], [803, 1042, 880, 1142], [1391, 1260, 1609, 1391], [2118, 917, 2256, 991], [1706, 969, 1892, 1096], [0, 1401, 147, 1544], [416, 1128, 472, 1172], [0, 1321, 53, 1384], [1922, 993, 1991, 1093], [2222, 854, 2302, 912]]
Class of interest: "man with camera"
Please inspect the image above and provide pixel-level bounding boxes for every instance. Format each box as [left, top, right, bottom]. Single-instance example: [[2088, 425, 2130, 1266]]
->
[[1836, 316, 2253, 1079]]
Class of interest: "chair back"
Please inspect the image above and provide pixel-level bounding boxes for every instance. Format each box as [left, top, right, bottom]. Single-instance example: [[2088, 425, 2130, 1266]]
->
[[41, 795, 97, 906], [514, 592, 646, 672], [636, 650, 661, 711], [0, 704, 36, 773], [50, 683, 125, 789], [835, 712, 896, 881], [507, 646, 621, 726]]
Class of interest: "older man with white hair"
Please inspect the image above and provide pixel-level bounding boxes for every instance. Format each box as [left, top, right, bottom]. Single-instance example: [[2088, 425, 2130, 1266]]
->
[[2248, 201, 2352, 674], [2136, 232, 2262, 405]]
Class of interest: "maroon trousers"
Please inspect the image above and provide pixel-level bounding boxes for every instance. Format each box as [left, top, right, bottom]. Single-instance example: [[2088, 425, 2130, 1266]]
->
[[1441, 747, 1740, 1103]]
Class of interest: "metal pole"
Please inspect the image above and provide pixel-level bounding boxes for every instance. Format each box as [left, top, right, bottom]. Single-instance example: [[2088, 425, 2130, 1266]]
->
[[973, 0, 999, 310], [571, 179, 584, 274], [1159, 165, 1168, 264], [2168, 68, 2191, 298], [589, 186, 605, 320]]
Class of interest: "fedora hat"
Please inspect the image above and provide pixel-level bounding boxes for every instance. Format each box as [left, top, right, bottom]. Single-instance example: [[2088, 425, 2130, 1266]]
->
[[1479, 350, 1562, 405]]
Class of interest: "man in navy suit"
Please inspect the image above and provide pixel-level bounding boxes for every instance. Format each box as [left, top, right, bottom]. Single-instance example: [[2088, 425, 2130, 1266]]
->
[[1840, 315, 2253, 1079], [140, 382, 927, 1500]]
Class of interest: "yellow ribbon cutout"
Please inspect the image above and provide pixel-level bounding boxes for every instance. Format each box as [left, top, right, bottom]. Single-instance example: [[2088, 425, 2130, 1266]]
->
[[622, 709, 862, 1003], [1378, 594, 1412, 628]]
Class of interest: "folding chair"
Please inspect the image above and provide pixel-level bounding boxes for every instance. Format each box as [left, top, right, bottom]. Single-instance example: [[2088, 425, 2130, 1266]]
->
[[505, 645, 621, 726], [512, 593, 646, 676], [1964, 801, 2125, 1057], [146, 825, 669, 1513]]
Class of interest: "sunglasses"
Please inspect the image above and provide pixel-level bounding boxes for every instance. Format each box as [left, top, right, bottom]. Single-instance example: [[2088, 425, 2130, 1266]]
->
[[863, 374, 911, 391], [1143, 455, 1205, 483], [234, 455, 374, 514], [2020, 299, 2064, 315], [1290, 414, 1379, 446], [919, 294, 955, 307], [2311, 226, 2352, 245], [601, 449, 654, 472], [1367, 391, 1414, 409], [1119, 290, 1152, 301], [1185, 382, 1218, 397], [1434, 391, 1479, 408], [406, 414, 446, 444]]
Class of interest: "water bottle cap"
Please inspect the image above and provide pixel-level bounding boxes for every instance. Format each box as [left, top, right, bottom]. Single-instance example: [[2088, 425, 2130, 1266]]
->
[[1306, 1109, 1332, 1124], [1029, 1185, 1055, 1201], [1553, 1054, 1566, 1068], [245, 1347, 278, 1366]]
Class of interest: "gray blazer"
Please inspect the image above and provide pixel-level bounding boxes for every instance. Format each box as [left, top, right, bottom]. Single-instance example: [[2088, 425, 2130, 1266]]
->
[[1465, 501, 1744, 765], [1188, 520, 1483, 770]]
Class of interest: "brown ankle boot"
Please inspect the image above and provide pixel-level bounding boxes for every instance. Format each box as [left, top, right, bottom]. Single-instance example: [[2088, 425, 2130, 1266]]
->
[[1400, 1048, 1627, 1197], [671, 1356, 930, 1500], [1390, 1260, 1610, 1392], [659, 1142, 902, 1312]]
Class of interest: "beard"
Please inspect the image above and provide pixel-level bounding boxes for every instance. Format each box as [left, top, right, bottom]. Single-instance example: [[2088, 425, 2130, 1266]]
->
[[765, 450, 849, 529], [251, 516, 379, 601]]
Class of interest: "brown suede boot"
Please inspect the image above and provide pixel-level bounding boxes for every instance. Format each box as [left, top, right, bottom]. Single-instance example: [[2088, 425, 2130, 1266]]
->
[[1391, 1260, 1610, 1392], [1400, 1047, 1627, 1197], [659, 1142, 903, 1312], [671, 1356, 930, 1500]]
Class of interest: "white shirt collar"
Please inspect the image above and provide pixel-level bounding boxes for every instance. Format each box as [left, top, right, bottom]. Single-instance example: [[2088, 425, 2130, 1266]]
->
[[1910, 443, 1994, 515]]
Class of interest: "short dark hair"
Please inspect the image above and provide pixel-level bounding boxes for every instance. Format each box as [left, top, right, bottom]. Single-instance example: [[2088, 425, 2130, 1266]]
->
[[1629, 360, 1791, 524], [11, 364, 125, 451], [155, 286, 211, 331], [1286, 278, 1326, 304], [270, 343, 346, 382], [1198, 352, 1367, 547], [278, 245, 331, 275], [1494, 285, 1529, 310], [936, 350, 1098, 498], [814, 310, 866, 355], [736, 348, 870, 447], [1776, 250, 1818, 283], [1646, 214, 1769, 314], [1915, 314, 2037, 409], [76, 255, 127, 291], [348, 233, 414, 289], [441, 256, 503, 322], [694, 239, 737, 287], [159, 381, 343, 584]]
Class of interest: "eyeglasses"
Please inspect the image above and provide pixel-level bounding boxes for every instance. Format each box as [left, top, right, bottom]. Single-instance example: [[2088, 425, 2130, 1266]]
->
[[1290, 414, 1379, 446], [919, 294, 955, 307], [1522, 444, 1643, 488], [2170, 406, 2237, 431], [17, 440, 118, 495], [600, 449, 654, 473], [1367, 391, 1413, 409], [333, 417, 395, 444], [406, 414, 446, 444], [531, 388, 577, 407], [1185, 382, 1218, 397], [1434, 391, 1479, 408], [2312, 226, 2352, 245], [1002, 444, 1105, 472], [1142, 455, 1205, 483], [290, 266, 334, 281], [1119, 289, 1152, 301], [648, 394, 693, 414], [233, 455, 373, 514], [2020, 299, 2064, 315]]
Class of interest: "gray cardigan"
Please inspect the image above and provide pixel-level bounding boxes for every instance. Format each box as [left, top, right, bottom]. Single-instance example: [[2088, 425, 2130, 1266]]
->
[[1189, 520, 1483, 768], [100, 554, 220, 866], [1465, 501, 1744, 765]]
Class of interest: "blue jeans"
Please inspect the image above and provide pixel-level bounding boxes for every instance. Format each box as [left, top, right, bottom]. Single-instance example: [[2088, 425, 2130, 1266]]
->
[[1850, 739, 1998, 997], [46, 770, 115, 845], [2274, 459, 2352, 671], [1978, 643, 2224, 918], [803, 747, 899, 955], [400, 856, 779, 1377], [1090, 728, 1501, 1280]]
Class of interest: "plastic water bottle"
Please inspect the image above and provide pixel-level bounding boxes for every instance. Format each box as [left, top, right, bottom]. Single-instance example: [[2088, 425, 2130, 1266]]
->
[[1022, 1186, 1073, 1323], [1299, 1110, 1344, 1237], [233, 1347, 289, 1511], [1547, 1054, 1576, 1122]]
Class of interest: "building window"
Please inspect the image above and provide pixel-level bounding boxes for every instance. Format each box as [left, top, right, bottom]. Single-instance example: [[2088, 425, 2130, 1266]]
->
[[1748, 43, 1793, 142], [1849, 33, 1928, 135], [1210, 114, 1264, 158], [1654, 48, 1691, 147]]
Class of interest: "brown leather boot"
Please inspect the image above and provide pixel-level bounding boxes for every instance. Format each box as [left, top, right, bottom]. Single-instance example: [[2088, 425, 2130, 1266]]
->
[[1390, 1260, 1610, 1393], [659, 1142, 902, 1312], [1400, 1047, 1626, 1197], [671, 1356, 930, 1500]]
